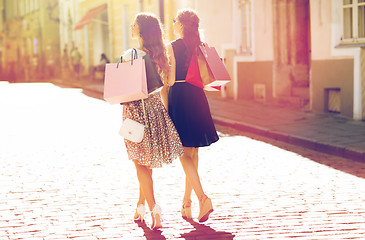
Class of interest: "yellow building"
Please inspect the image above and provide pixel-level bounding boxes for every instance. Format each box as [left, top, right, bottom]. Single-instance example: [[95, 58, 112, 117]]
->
[[70, 0, 197, 76], [0, 0, 4, 78], [2, 0, 21, 81], [2, 0, 60, 81]]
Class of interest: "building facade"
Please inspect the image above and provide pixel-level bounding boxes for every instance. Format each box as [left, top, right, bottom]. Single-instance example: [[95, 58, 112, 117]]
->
[[67, 0, 188, 76], [0, 0, 4, 79], [1, 0, 197, 80], [310, 0, 365, 120], [1, 0, 60, 81], [195, 0, 365, 120], [2, 0, 363, 121]]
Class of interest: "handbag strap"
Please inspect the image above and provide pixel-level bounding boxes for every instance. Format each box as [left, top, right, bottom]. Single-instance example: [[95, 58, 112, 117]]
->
[[141, 99, 146, 125]]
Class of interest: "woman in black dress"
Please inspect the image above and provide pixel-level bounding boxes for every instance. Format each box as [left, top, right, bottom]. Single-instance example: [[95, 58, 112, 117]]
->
[[164, 9, 219, 223]]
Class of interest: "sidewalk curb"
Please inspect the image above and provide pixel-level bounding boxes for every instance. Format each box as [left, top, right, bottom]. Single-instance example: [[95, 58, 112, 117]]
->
[[213, 116, 365, 163], [55, 80, 365, 164]]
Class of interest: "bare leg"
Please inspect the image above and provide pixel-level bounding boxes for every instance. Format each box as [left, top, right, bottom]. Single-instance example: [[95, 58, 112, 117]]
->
[[133, 161, 156, 211], [137, 185, 145, 206], [183, 147, 199, 202], [181, 147, 212, 222], [180, 147, 204, 201]]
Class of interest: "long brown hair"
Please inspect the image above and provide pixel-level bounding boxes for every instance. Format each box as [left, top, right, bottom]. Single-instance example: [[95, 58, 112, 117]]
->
[[176, 9, 201, 54], [134, 13, 169, 81]]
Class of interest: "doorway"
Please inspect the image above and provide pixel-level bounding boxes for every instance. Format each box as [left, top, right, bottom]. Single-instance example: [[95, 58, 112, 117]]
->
[[272, 0, 311, 102]]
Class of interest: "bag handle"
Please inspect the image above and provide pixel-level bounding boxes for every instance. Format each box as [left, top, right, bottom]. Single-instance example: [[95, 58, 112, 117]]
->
[[131, 48, 138, 65], [117, 48, 139, 68], [117, 56, 123, 68]]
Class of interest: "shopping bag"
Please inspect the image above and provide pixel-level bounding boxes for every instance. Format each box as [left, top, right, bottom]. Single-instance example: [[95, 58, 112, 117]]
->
[[196, 49, 217, 91], [198, 46, 231, 89], [186, 46, 230, 91], [143, 55, 163, 93], [103, 51, 148, 104], [185, 48, 204, 89]]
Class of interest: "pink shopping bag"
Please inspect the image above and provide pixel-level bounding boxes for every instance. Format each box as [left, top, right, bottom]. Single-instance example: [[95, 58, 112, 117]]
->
[[185, 48, 204, 89], [198, 46, 231, 89], [103, 57, 148, 104]]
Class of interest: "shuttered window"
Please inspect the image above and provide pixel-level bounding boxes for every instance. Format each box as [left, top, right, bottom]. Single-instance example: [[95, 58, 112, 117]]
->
[[342, 0, 365, 42]]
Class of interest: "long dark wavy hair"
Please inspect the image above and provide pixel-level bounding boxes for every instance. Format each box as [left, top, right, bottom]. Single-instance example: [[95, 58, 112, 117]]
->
[[134, 13, 169, 81], [176, 9, 202, 57]]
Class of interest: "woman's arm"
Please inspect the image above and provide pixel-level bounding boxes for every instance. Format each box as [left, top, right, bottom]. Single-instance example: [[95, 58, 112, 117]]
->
[[160, 44, 175, 110], [166, 44, 176, 87]]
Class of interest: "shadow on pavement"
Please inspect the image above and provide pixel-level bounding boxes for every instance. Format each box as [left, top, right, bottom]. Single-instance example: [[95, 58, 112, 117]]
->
[[135, 221, 167, 240], [179, 219, 235, 240]]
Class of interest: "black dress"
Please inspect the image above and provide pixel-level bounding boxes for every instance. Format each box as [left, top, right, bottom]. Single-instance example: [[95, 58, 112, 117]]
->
[[168, 39, 219, 148]]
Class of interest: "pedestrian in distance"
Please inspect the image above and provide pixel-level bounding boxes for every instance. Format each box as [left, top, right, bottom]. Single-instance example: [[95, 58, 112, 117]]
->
[[61, 46, 70, 80], [97, 53, 110, 70], [70, 46, 82, 80], [163, 9, 219, 223], [93, 53, 110, 80], [122, 12, 184, 230]]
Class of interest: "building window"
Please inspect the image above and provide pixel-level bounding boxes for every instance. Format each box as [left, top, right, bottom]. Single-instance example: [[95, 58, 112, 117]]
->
[[25, 0, 29, 14], [359, 0, 365, 38], [19, 0, 25, 16], [237, 0, 252, 55], [342, 0, 365, 42], [30, 0, 34, 12], [5, 0, 17, 19], [35, 0, 40, 11]]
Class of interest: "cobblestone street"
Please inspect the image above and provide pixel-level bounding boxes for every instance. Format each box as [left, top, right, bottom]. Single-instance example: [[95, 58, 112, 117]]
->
[[1, 82, 365, 239]]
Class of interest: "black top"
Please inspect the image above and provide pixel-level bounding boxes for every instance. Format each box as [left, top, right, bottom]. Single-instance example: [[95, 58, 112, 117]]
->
[[171, 39, 191, 81]]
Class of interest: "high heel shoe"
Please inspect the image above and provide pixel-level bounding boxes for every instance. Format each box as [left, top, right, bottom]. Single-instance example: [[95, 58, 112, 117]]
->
[[151, 204, 162, 230], [133, 204, 146, 222], [181, 200, 192, 219], [198, 195, 213, 223]]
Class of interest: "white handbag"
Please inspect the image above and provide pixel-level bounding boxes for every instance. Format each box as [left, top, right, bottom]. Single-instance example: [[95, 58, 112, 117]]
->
[[119, 99, 146, 143]]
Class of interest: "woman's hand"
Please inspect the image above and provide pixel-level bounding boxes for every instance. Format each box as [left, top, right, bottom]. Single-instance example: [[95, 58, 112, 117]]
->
[[160, 85, 169, 110]]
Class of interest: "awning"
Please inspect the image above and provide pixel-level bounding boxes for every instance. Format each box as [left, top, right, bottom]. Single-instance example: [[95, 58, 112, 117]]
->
[[74, 4, 107, 30]]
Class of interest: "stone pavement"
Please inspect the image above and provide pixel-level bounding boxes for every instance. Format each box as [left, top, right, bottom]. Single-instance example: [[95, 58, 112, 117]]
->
[[2, 81, 365, 239], [52, 77, 365, 163]]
